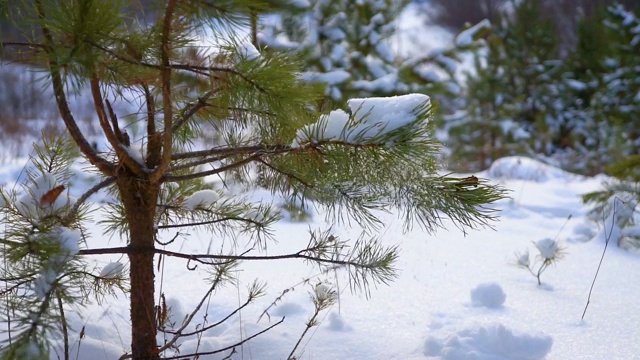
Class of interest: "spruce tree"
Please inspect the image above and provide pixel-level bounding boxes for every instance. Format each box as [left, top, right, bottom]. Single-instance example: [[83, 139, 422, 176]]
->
[[0, 1, 505, 359]]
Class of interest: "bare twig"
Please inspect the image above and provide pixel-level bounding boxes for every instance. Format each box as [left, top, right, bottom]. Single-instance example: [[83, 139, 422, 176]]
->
[[158, 318, 284, 360], [581, 199, 618, 320], [63, 177, 116, 224]]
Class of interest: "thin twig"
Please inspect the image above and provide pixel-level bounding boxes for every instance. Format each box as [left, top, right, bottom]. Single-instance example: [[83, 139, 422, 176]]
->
[[581, 199, 618, 320], [159, 318, 284, 360], [57, 292, 69, 360]]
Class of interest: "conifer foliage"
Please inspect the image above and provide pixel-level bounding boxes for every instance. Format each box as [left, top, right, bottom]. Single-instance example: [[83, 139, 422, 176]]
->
[[259, 0, 489, 106], [0, 1, 504, 359]]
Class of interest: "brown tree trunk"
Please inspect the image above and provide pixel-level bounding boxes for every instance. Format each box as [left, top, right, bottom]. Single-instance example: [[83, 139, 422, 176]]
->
[[118, 176, 160, 360]]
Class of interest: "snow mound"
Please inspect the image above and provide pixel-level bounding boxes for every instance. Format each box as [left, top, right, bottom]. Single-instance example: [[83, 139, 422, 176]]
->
[[470, 283, 506, 309], [487, 156, 576, 182], [423, 323, 553, 360]]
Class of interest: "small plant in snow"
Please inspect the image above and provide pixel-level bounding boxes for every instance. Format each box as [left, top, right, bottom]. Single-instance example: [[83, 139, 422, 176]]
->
[[288, 282, 338, 360], [515, 238, 565, 286]]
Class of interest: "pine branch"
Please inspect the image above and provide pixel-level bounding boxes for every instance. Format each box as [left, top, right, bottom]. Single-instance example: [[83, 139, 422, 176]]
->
[[62, 176, 116, 224], [89, 76, 145, 177], [150, 0, 178, 184], [163, 154, 261, 182], [33, 0, 115, 176], [156, 318, 284, 360]]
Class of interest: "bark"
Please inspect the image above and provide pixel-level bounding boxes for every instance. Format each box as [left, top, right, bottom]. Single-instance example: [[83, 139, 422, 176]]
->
[[118, 175, 160, 360]]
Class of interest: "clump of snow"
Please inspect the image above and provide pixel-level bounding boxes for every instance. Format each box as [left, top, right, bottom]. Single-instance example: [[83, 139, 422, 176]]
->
[[293, 93, 430, 146], [423, 323, 553, 359], [300, 70, 351, 85], [56, 227, 81, 258], [99, 262, 125, 279], [516, 250, 530, 267], [31, 227, 81, 300], [15, 173, 75, 220], [566, 79, 587, 91], [487, 156, 577, 182], [314, 282, 331, 301], [327, 312, 352, 332], [455, 19, 491, 47], [33, 268, 57, 300], [535, 238, 560, 260], [183, 189, 220, 210], [238, 42, 261, 61], [470, 283, 506, 309]]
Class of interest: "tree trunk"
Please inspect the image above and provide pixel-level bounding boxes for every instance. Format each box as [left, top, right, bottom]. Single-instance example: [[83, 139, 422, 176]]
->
[[118, 176, 160, 360]]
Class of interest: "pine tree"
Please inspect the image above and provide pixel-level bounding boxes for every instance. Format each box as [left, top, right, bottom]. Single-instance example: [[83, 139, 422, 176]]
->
[[582, 4, 640, 249], [0, 1, 505, 359], [259, 0, 489, 107], [447, 0, 562, 171], [549, 3, 640, 174]]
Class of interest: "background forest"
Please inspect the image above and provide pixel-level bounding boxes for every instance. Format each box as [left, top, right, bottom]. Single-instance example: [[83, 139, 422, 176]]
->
[[1, 1, 640, 360], [2, 0, 640, 176]]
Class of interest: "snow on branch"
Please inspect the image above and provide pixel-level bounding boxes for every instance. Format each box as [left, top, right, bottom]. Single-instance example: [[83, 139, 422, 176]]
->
[[455, 19, 491, 47], [293, 93, 431, 146]]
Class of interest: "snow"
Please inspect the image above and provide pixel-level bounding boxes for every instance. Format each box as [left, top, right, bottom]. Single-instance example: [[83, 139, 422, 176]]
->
[[1, 153, 640, 359], [56, 227, 81, 258], [293, 93, 430, 145], [535, 238, 561, 260], [182, 189, 220, 210], [487, 156, 579, 182], [455, 19, 491, 47], [238, 42, 261, 61], [423, 323, 553, 360], [470, 283, 506, 309], [300, 70, 351, 85], [100, 261, 125, 279]]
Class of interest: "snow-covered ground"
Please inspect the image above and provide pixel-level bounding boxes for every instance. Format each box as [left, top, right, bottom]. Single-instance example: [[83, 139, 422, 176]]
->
[[1, 155, 638, 360]]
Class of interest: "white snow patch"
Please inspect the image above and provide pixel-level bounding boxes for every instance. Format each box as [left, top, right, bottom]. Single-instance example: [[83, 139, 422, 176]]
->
[[183, 189, 220, 210], [57, 227, 81, 258], [238, 42, 261, 61], [293, 94, 430, 146], [470, 283, 506, 309], [99, 262, 125, 279], [423, 323, 553, 360], [487, 156, 577, 182], [455, 19, 491, 47], [566, 79, 587, 91], [300, 70, 350, 85], [535, 238, 560, 260]]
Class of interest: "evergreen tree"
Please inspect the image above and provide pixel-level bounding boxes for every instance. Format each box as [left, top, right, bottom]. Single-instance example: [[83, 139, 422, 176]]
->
[[447, 0, 560, 171], [259, 0, 489, 107], [0, 1, 505, 359], [550, 3, 640, 174], [583, 4, 640, 249]]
